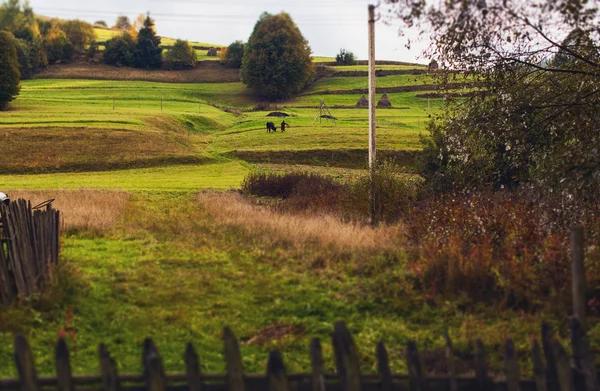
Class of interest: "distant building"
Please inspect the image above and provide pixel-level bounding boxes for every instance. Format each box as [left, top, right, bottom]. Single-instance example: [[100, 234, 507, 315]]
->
[[428, 59, 439, 71]]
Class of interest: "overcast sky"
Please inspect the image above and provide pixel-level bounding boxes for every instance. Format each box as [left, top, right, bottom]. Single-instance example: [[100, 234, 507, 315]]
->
[[28, 0, 429, 63]]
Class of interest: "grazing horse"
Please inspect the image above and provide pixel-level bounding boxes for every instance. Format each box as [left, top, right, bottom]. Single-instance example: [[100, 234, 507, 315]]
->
[[266, 121, 277, 133]]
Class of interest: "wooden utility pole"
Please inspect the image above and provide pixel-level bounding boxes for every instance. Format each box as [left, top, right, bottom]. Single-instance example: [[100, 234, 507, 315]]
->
[[368, 4, 377, 225]]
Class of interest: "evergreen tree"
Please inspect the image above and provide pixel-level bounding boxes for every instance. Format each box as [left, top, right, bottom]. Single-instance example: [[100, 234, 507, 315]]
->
[[134, 16, 162, 69], [0, 30, 21, 110]]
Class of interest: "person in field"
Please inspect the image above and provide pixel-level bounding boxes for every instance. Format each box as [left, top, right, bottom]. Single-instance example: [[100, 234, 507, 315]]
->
[[280, 120, 288, 132]]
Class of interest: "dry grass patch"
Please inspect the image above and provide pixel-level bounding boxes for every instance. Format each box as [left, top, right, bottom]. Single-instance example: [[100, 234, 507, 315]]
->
[[198, 192, 402, 252], [5, 190, 129, 232]]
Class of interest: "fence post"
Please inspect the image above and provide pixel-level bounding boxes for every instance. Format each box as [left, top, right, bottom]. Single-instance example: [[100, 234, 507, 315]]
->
[[143, 339, 166, 391], [332, 321, 362, 391], [267, 350, 288, 391], [444, 332, 457, 391], [376, 342, 392, 391], [14, 335, 41, 391], [309, 339, 325, 391], [531, 338, 547, 391], [223, 327, 245, 391], [56, 338, 73, 391], [503, 339, 520, 391], [98, 344, 120, 391], [571, 226, 586, 329], [185, 343, 203, 391]]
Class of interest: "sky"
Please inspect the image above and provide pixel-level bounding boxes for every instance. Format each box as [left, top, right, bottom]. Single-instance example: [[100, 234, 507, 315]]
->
[[27, 0, 429, 63]]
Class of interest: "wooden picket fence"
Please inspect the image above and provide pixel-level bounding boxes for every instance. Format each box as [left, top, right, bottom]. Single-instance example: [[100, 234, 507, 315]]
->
[[0, 198, 60, 305], [0, 320, 597, 391]]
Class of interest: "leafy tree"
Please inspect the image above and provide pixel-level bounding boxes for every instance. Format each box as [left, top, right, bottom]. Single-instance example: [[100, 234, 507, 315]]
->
[[335, 48, 356, 65], [94, 20, 107, 27], [386, 0, 600, 197], [241, 12, 314, 100], [61, 19, 95, 52], [134, 15, 162, 69], [164, 39, 196, 69], [102, 32, 135, 67], [0, 0, 39, 42], [44, 21, 74, 64], [0, 30, 21, 110], [87, 40, 99, 60], [221, 40, 244, 68], [113, 15, 131, 31]]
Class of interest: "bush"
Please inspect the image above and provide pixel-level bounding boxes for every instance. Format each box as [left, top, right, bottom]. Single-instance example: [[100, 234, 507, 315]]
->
[[0, 30, 20, 110], [241, 12, 314, 100], [44, 22, 74, 64], [87, 40, 99, 60], [242, 171, 329, 199], [164, 39, 196, 69], [335, 48, 356, 65], [221, 40, 244, 68], [103, 33, 135, 67], [61, 20, 95, 52]]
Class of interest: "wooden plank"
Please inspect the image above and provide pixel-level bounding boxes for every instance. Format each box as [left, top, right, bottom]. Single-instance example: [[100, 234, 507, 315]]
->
[[376, 342, 392, 391], [571, 317, 597, 391], [474, 339, 492, 391], [309, 339, 325, 391], [541, 323, 560, 391], [55, 338, 73, 391], [332, 321, 361, 391], [266, 350, 288, 391], [14, 334, 41, 391], [184, 343, 203, 391], [531, 338, 547, 391], [444, 332, 457, 391], [223, 327, 245, 391], [503, 339, 520, 391], [406, 341, 425, 391], [0, 208, 16, 305], [571, 227, 586, 330], [98, 344, 121, 391], [143, 339, 166, 391], [554, 341, 572, 391]]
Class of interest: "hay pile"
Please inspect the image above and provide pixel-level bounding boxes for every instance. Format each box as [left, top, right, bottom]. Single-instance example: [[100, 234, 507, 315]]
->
[[377, 93, 392, 107], [356, 95, 369, 107]]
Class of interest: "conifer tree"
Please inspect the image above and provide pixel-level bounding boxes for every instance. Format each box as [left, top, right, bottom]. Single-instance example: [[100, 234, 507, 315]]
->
[[134, 15, 162, 69]]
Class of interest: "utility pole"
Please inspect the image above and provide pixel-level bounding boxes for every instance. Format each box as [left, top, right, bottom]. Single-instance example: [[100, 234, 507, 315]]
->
[[368, 4, 377, 225]]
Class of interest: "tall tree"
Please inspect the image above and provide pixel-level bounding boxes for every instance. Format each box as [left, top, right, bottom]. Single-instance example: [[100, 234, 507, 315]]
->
[[61, 20, 95, 52], [221, 40, 244, 68], [113, 15, 131, 31], [241, 12, 314, 100], [0, 30, 21, 110], [134, 15, 162, 69], [165, 39, 197, 69]]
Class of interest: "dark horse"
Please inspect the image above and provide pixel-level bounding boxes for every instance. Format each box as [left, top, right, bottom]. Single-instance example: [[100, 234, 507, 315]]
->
[[266, 121, 277, 133]]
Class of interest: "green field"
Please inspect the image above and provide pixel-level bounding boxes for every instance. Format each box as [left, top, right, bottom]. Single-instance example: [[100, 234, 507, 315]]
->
[[0, 70, 496, 377]]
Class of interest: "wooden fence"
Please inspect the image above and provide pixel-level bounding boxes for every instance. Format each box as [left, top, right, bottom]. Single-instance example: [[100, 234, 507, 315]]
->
[[0, 319, 597, 391], [0, 198, 60, 305]]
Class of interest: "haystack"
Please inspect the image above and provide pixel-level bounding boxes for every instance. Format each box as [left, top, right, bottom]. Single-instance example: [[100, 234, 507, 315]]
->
[[377, 93, 392, 107], [356, 95, 369, 107], [207, 48, 218, 56]]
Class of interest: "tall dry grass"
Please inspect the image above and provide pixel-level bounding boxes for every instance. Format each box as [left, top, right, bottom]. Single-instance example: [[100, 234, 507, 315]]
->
[[5, 190, 129, 232], [198, 192, 403, 252]]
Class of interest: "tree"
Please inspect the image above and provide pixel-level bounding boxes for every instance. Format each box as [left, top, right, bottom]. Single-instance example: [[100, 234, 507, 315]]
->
[[335, 48, 356, 65], [134, 15, 162, 69], [61, 20, 95, 52], [0, 0, 40, 42], [0, 31, 21, 110], [44, 21, 74, 64], [94, 20, 107, 27], [113, 15, 130, 31], [165, 39, 197, 69], [102, 32, 135, 67], [241, 12, 314, 100], [221, 40, 244, 68], [385, 0, 600, 197]]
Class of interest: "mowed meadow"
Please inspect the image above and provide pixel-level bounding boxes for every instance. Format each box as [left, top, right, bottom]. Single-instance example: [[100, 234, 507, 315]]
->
[[0, 63, 552, 378]]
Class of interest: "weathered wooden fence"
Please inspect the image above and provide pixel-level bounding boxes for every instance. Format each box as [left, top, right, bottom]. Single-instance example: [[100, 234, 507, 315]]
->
[[1, 319, 597, 391], [0, 198, 60, 305]]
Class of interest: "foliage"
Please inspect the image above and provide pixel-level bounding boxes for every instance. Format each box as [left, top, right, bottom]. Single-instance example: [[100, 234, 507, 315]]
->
[[335, 48, 356, 65], [113, 15, 130, 31], [164, 39, 197, 69], [0, 30, 20, 110], [386, 0, 600, 199], [94, 20, 107, 27], [0, 0, 38, 41], [61, 19, 95, 52], [87, 40, 99, 60], [15, 38, 47, 79], [221, 40, 244, 68], [102, 32, 135, 67], [44, 21, 74, 64], [134, 16, 162, 69], [241, 12, 314, 100]]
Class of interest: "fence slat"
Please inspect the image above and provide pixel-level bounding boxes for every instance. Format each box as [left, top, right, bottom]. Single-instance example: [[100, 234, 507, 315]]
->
[[223, 327, 245, 391], [444, 332, 457, 391], [184, 343, 203, 391], [143, 339, 166, 391], [98, 344, 120, 391], [14, 335, 40, 391], [376, 342, 392, 391], [554, 341, 572, 391], [542, 323, 560, 391], [309, 339, 325, 391], [406, 341, 426, 391], [474, 339, 492, 391], [56, 338, 73, 391], [267, 350, 288, 391], [571, 317, 597, 391], [532, 338, 547, 391], [332, 321, 361, 391], [504, 339, 520, 391]]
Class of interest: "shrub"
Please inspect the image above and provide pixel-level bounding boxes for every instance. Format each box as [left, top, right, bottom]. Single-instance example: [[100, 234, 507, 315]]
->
[[103, 33, 135, 67], [44, 22, 74, 64], [61, 20, 95, 52], [0, 30, 20, 110], [241, 12, 314, 100], [87, 40, 99, 60], [165, 39, 196, 69], [221, 40, 244, 68], [242, 171, 323, 199], [335, 48, 356, 65]]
